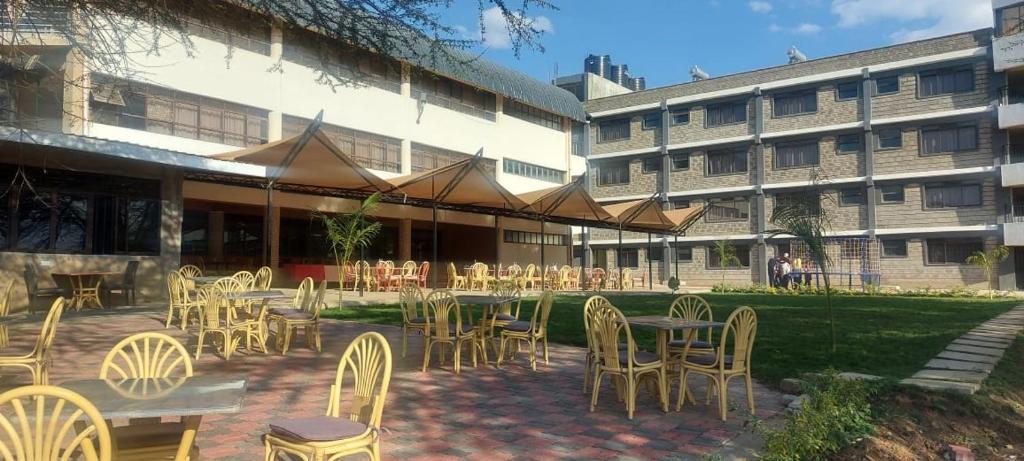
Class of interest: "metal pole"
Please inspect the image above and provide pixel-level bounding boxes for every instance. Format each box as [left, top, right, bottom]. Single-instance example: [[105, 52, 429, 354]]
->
[[674, 234, 680, 279], [618, 225, 623, 291], [494, 215, 500, 267], [540, 216, 546, 289], [358, 246, 364, 297], [432, 203, 438, 289], [647, 233, 653, 290], [263, 184, 273, 267]]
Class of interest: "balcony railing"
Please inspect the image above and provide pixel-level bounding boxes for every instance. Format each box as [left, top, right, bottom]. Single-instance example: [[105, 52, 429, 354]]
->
[[0, 6, 68, 33], [1000, 87, 1024, 106], [1004, 203, 1024, 223]]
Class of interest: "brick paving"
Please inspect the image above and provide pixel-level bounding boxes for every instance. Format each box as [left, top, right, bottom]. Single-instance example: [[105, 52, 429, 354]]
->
[[0, 306, 785, 460]]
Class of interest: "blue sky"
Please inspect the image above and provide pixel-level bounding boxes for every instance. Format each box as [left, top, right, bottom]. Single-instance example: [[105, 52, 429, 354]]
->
[[440, 0, 993, 89]]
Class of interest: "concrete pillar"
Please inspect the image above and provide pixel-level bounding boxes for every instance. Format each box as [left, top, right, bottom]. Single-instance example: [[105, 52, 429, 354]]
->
[[268, 21, 284, 143], [209, 211, 225, 263], [160, 169, 184, 298], [268, 111, 283, 142], [270, 21, 283, 60], [269, 207, 281, 268], [399, 218, 412, 261], [400, 139, 412, 175], [400, 63, 411, 98], [62, 50, 87, 135]]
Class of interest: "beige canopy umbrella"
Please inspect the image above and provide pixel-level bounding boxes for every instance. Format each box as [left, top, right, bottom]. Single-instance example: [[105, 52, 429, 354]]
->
[[663, 205, 709, 282], [602, 196, 680, 290]]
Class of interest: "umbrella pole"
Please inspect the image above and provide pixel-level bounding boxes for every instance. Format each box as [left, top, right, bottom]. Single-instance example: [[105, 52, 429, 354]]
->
[[432, 203, 438, 289], [495, 215, 500, 267], [647, 233, 653, 290], [618, 225, 623, 291], [359, 246, 364, 297], [540, 216, 545, 289], [674, 234, 679, 280], [264, 184, 273, 267]]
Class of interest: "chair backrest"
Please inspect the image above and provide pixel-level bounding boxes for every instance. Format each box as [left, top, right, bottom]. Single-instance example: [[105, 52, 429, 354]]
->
[[213, 276, 244, 294], [506, 264, 522, 278], [491, 280, 522, 317], [717, 306, 758, 372], [528, 290, 554, 336], [100, 332, 193, 379], [471, 262, 487, 279], [123, 260, 140, 285], [621, 268, 632, 286], [399, 283, 423, 323], [589, 301, 644, 371], [582, 295, 611, 355], [0, 385, 112, 461], [231, 271, 256, 290], [668, 295, 713, 344], [197, 287, 229, 329], [425, 289, 461, 341], [327, 332, 393, 433], [34, 298, 65, 359], [293, 277, 314, 309], [401, 261, 417, 276], [0, 279, 14, 317], [178, 265, 202, 279], [417, 262, 430, 281], [166, 272, 184, 307], [523, 264, 536, 279], [254, 266, 273, 290], [592, 268, 605, 278], [306, 280, 327, 320]]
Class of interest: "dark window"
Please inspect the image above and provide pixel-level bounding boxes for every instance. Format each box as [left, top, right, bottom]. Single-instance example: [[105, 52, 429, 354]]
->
[[671, 199, 691, 209], [619, 248, 639, 267], [705, 101, 747, 127], [598, 119, 630, 143], [1001, 5, 1024, 36], [840, 188, 865, 206], [881, 239, 908, 258], [674, 246, 693, 262], [504, 159, 563, 183], [670, 108, 689, 125], [706, 198, 750, 223], [223, 213, 263, 258], [836, 81, 860, 100], [879, 185, 905, 203], [706, 150, 748, 176], [775, 192, 820, 216], [773, 90, 817, 117], [924, 183, 982, 208], [708, 244, 751, 268], [836, 133, 862, 153], [284, 115, 403, 173], [641, 157, 661, 173], [919, 68, 974, 97], [649, 247, 664, 261], [926, 238, 983, 265], [505, 100, 563, 131], [874, 76, 899, 95], [181, 210, 209, 256], [598, 162, 629, 186], [503, 230, 566, 246], [920, 125, 977, 155], [774, 140, 820, 169], [642, 113, 660, 131], [411, 71, 497, 120], [671, 152, 689, 170], [875, 128, 902, 150]]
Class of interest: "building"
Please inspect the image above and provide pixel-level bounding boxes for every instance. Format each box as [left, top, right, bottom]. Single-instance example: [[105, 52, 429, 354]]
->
[[0, 4, 585, 310], [554, 54, 646, 102], [579, 26, 1018, 290]]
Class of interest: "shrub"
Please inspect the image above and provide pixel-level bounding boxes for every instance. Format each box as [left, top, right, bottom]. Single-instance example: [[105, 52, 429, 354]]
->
[[667, 276, 680, 293], [709, 283, 992, 299]]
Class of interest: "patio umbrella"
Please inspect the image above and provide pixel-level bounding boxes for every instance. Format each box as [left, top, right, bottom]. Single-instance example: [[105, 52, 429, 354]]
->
[[663, 206, 709, 282], [603, 197, 677, 290]]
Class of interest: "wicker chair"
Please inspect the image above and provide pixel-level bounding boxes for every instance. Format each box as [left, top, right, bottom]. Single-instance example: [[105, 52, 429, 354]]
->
[[194, 287, 249, 360], [521, 264, 540, 289], [415, 262, 430, 288], [0, 280, 12, 348], [0, 298, 64, 385], [275, 280, 326, 354], [469, 262, 492, 291], [399, 283, 428, 358], [446, 262, 466, 289], [482, 281, 522, 355], [165, 272, 201, 330], [588, 301, 668, 419], [677, 306, 758, 420], [582, 295, 612, 394], [0, 385, 112, 461], [666, 295, 716, 360], [263, 332, 393, 461], [421, 290, 484, 374], [496, 290, 553, 371], [178, 265, 203, 291], [255, 266, 273, 290]]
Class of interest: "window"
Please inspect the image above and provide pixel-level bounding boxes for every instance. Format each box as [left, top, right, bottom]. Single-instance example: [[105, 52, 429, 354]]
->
[[598, 162, 629, 186], [411, 71, 497, 120], [504, 100, 563, 131], [775, 192, 820, 216], [0, 165, 161, 255], [881, 239, 908, 258], [924, 183, 982, 208], [598, 119, 630, 143], [181, 210, 209, 256], [184, 15, 271, 55], [503, 230, 567, 246], [642, 113, 660, 131], [674, 246, 693, 262], [670, 108, 689, 125], [284, 115, 402, 173], [410, 143, 494, 174], [503, 159, 563, 183], [836, 133, 862, 154], [705, 101, 747, 127], [874, 75, 899, 95], [774, 140, 820, 169], [649, 247, 664, 261], [875, 128, 902, 150], [919, 68, 974, 97], [707, 198, 750, 223], [282, 27, 402, 93], [836, 81, 860, 101], [222, 213, 263, 257], [773, 90, 817, 117], [879, 185, 905, 203], [920, 125, 977, 155], [641, 157, 661, 173], [708, 244, 751, 268], [671, 199, 691, 209], [1001, 5, 1024, 36], [926, 238, 983, 265], [840, 188, 866, 206], [618, 249, 639, 267], [91, 75, 268, 147], [706, 150, 748, 176], [671, 152, 690, 170]]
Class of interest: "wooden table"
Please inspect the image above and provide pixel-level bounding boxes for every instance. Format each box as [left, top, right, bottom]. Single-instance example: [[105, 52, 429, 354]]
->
[[50, 271, 120, 310], [62, 375, 247, 460], [625, 316, 725, 404]]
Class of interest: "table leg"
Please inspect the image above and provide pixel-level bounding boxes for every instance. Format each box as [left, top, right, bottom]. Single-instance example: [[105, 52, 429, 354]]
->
[[175, 415, 202, 461], [657, 330, 668, 412]]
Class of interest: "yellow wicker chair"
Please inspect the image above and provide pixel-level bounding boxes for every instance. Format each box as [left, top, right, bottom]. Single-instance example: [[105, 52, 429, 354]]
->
[[165, 272, 201, 330], [399, 283, 428, 358], [421, 289, 484, 374], [469, 263, 491, 291], [521, 264, 539, 289], [677, 306, 758, 420], [582, 295, 613, 394], [0, 279, 13, 348], [0, 385, 112, 461], [178, 265, 202, 291], [194, 287, 249, 360], [358, 261, 375, 292], [276, 280, 326, 355], [589, 301, 668, 420], [496, 290, 553, 371], [0, 298, 64, 385], [666, 295, 715, 360], [504, 264, 522, 283], [620, 268, 634, 290], [255, 266, 273, 290], [263, 332, 393, 461], [483, 281, 522, 354], [446, 262, 466, 289]]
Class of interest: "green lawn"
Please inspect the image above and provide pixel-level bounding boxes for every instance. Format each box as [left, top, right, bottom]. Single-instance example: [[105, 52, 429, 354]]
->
[[323, 293, 1019, 385]]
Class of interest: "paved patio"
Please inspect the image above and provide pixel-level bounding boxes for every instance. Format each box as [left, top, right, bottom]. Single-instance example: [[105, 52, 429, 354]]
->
[[0, 305, 785, 460]]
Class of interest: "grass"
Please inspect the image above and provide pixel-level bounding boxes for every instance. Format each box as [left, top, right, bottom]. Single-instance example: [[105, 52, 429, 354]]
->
[[322, 292, 1018, 385]]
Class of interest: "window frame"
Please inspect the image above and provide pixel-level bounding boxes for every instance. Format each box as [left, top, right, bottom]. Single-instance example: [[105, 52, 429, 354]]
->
[[878, 184, 905, 204], [641, 157, 662, 174], [772, 89, 818, 118], [836, 81, 861, 101], [875, 128, 903, 150], [705, 197, 751, 223], [705, 149, 749, 177], [919, 124, 978, 156], [836, 133, 862, 154], [669, 108, 690, 126], [773, 139, 820, 169], [597, 161, 630, 186], [925, 238, 984, 265], [917, 67, 975, 98], [671, 152, 690, 171], [707, 244, 751, 269], [641, 113, 661, 131], [839, 187, 866, 206], [618, 248, 639, 268], [598, 118, 631, 143], [923, 183, 983, 209], [704, 100, 748, 128], [874, 75, 900, 96], [674, 245, 693, 262], [881, 239, 908, 258]]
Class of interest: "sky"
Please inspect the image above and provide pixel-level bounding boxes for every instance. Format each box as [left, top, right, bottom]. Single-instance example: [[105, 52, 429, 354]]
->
[[438, 0, 994, 89]]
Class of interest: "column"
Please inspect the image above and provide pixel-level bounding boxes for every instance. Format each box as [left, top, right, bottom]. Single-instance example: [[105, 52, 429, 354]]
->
[[400, 63, 412, 98], [62, 50, 87, 135], [753, 87, 769, 285], [400, 139, 412, 175], [209, 211, 225, 263], [862, 68, 876, 235], [399, 218, 412, 261], [268, 21, 284, 142], [269, 207, 281, 268], [581, 121, 593, 278], [658, 99, 671, 284]]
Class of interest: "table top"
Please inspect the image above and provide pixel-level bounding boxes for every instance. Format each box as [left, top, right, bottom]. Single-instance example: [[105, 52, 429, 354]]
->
[[225, 290, 291, 301], [625, 316, 725, 330], [62, 375, 247, 419], [457, 295, 518, 305], [188, 276, 224, 284], [51, 271, 120, 277]]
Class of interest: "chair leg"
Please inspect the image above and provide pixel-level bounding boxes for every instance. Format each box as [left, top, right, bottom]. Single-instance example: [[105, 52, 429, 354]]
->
[[165, 306, 175, 328], [717, 375, 728, 421], [658, 369, 669, 412], [676, 369, 689, 411], [371, 439, 382, 461], [745, 371, 756, 415], [195, 331, 205, 360], [589, 371, 604, 412], [454, 341, 462, 374], [529, 338, 537, 371], [543, 336, 549, 365], [496, 335, 507, 367], [583, 353, 592, 394], [626, 375, 636, 420], [421, 341, 434, 372], [401, 326, 408, 358]]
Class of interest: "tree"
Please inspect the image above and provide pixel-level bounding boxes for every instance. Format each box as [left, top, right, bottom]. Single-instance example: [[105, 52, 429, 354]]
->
[[768, 184, 839, 355], [313, 192, 382, 308], [712, 239, 741, 288], [966, 245, 1009, 299]]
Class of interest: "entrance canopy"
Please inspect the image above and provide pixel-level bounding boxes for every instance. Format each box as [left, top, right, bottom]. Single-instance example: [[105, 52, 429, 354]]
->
[[517, 177, 614, 223], [603, 197, 676, 231], [386, 151, 528, 211]]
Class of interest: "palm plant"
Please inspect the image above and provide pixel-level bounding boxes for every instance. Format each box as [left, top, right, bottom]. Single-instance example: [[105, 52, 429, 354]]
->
[[313, 192, 383, 307], [712, 240, 742, 288], [769, 191, 838, 354], [966, 245, 1009, 299]]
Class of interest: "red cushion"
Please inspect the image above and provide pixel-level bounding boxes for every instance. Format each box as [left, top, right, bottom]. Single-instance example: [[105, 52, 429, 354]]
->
[[269, 416, 368, 442]]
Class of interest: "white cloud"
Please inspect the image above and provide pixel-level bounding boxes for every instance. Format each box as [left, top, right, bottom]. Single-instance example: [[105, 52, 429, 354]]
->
[[831, 0, 991, 42], [479, 6, 553, 49], [770, 22, 823, 34], [749, 1, 773, 13]]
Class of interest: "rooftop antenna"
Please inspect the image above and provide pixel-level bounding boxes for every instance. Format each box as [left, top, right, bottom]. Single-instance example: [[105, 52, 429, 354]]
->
[[690, 65, 709, 81], [787, 45, 807, 64]]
